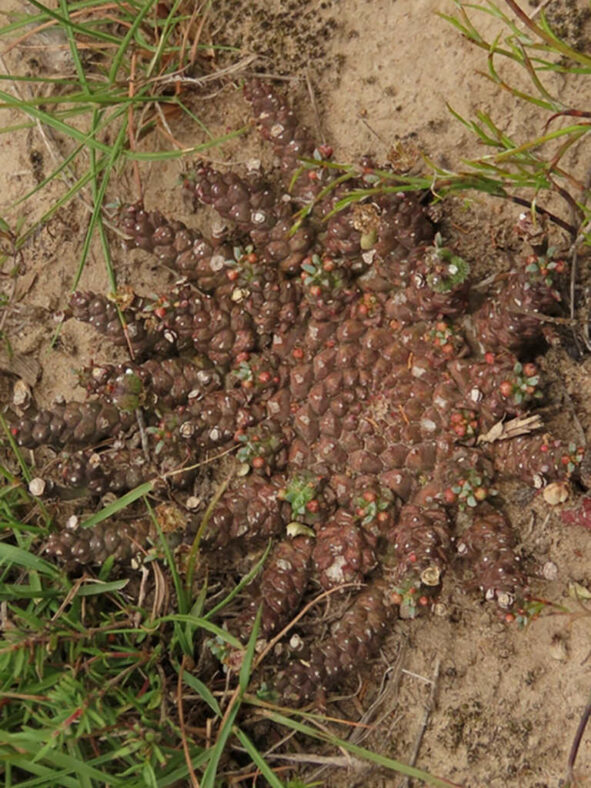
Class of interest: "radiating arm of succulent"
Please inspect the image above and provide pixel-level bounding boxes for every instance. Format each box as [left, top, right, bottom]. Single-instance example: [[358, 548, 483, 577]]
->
[[243, 78, 326, 202], [204, 476, 290, 550], [312, 510, 377, 590], [45, 517, 153, 568], [69, 290, 175, 360], [448, 353, 544, 430], [236, 535, 313, 639], [55, 447, 153, 496], [386, 504, 452, 618], [184, 165, 314, 274], [79, 356, 222, 412], [12, 400, 135, 449], [383, 235, 471, 324], [119, 202, 232, 291], [491, 434, 584, 486], [279, 579, 395, 705], [472, 251, 565, 353], [456, 506, 527, 609]]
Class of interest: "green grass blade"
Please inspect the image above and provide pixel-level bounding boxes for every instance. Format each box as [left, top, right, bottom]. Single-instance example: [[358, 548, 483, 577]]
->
[[0, 415, 34, 484], [186, 474, 233, 594], [204, 541, 272, 620], [515, 1, 591, 67], [78, 481, 154, 530], [0, 543, 61, 578], [0, 731, 125, 784], [200, 701, 240, 788], [200, 610, 261, 787], [16, 166, 98, 252], [0, 88, 112, 153], [151, 750, 210, 787], [0, 584, 61, 599], [0, 92, 178, 107], [25, 0, 121, 45], [72, 118, 128, 289], [126, 125, 248, 160], [234, 726, 284, 787], [239, 607, 260, 692], [155, 614, 243, 650], [260, 710, 458, 787], [0, 73, 84, 86], [493, 123, 590, 162], [59, 0, 89, 90], [144, 497, 189, 617], [146, 0, 184, 78], [11, 144, 84, 208], [74, 578, 130, 596], [178, 665, 222, 716], [1, 757, 81, 788], [108, 0, 159, 83]]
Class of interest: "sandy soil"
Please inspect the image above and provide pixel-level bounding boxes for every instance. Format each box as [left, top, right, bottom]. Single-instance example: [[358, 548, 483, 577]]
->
[[1, 1, 591, 786]]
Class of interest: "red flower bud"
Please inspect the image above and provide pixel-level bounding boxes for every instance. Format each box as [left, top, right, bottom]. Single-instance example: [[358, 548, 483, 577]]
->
[[444, 488, 457, 504], [499, 381, 513, 398]]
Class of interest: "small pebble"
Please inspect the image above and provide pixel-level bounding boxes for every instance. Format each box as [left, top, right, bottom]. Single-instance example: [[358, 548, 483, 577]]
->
[[289, 633, 304, 651], [542, 561, 558, 581], [420, 566, 441, 587], [13, 380, 32, 409], [543, 482, 570, 505], [28, 477, 45, 496]]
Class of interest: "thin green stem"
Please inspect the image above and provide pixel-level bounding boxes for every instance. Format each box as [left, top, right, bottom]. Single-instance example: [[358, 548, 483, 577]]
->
[[185, 474, 233, 595]]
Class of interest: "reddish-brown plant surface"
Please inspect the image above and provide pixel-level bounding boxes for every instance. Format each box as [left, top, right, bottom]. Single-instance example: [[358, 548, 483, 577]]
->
[[10, 81, 585, 705]]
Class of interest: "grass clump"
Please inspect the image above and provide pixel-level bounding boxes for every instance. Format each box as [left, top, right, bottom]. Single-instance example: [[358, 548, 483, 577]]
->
[[0, 472, 458, 786], [0, 0, 247, 288], [293, 0, 591, 248]]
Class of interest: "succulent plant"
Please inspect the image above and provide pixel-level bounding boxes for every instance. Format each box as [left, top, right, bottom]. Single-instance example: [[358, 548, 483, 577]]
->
[[12, 78, 587, 709], [238, 535, 313, 638], [45, 517, 152, 567]]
